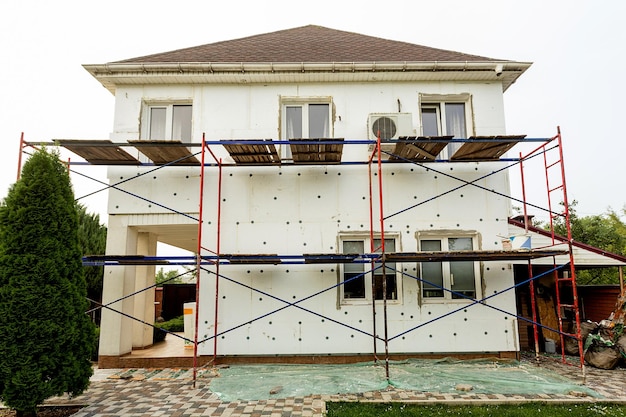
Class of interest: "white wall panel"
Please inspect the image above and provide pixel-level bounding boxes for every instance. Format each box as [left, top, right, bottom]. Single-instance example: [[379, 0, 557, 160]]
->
[[105, 78, 521, 357]]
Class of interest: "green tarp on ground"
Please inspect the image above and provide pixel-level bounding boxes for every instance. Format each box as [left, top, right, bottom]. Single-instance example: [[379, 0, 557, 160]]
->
[[209, 358, 598, 402]]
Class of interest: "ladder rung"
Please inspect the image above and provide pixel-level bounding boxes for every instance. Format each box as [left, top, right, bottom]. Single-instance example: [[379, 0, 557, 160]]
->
[[557, 277, 573, 282], [546, 159, 562, 169], [549, 184, 564, 193], [559, 304, 575, 309]]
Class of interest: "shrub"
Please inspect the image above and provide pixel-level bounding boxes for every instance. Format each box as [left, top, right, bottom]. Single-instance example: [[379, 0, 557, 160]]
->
[[92, 326, 100, 362], [153, 315, 185, 343]]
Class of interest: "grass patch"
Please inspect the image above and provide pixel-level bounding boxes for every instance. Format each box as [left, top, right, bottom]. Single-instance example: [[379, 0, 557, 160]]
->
[[326, 402, 626, 416]]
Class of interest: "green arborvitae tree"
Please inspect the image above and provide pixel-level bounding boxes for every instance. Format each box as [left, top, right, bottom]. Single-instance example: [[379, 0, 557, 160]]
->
[[0, 149, 96, 416]]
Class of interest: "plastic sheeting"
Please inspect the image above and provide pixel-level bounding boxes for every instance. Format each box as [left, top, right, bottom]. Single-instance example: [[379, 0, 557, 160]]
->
[[209, 358, 598, 401], [388, 358, 595, 395], [209, 362, 387, 401]]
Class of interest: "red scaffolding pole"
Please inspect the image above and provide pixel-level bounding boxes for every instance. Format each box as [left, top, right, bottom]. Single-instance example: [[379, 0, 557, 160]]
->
[[193, 133, 223, 386], [17, 132, 25, 180], [519, 154, 541, 359], [367, 145, 379, 363], [367, 132, 391, 380], [376, 135, 391, 382]]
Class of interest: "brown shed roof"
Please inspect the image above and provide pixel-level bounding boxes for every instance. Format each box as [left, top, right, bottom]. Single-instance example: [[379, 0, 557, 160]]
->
[[114, 25, 504, 64]]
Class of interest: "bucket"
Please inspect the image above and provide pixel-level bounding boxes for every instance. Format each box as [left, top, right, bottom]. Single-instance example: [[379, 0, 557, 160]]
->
[[545, 339, 556, 354], [183, 302, 196, 349]]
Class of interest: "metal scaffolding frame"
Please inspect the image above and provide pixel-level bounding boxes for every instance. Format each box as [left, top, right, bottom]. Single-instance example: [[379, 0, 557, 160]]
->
[[518, 128, 585, 378], [16, 129, 584, 386]]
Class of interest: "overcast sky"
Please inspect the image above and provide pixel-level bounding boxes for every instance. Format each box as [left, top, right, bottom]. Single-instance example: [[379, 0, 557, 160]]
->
[[1, 0, 624, 226]]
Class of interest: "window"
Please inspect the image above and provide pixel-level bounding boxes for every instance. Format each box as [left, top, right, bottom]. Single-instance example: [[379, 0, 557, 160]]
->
[[340, 235, 400, 303], [419, 234, 480, 301], [144, 103, 192, 142], [281, 98, 332, 159], [419, 93, 472, 158]]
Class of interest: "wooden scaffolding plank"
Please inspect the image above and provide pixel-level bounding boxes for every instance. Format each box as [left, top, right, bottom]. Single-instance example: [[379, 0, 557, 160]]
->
[[383, 249, 568, 262], [450, 135, 526, 161], [224, 254, 281, 264], [128, 140, 200, 165], [84, 250, 568, 266], [223, 140, 281, 164], [57, 139, 140, 165], [388, 136, 453, 161], [84, 255, 170, 265], [290, 138, 344, 164], [303, 253, 359, 264]]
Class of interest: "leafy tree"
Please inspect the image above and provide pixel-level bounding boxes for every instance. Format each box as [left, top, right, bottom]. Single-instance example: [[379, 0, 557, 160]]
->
[[550, 201, 626, 285], [0, 149, 96, 416], [155, 267, 195, 286], [76, 203, 107, 323]]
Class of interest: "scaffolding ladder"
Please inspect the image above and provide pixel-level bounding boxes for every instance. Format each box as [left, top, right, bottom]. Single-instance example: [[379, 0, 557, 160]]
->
[[521, 127, 585, 377]]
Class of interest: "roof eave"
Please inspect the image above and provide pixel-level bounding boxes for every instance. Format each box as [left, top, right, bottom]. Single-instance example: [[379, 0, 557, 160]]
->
[[508, 218, 626, 266], [83, 61, 532, 94]]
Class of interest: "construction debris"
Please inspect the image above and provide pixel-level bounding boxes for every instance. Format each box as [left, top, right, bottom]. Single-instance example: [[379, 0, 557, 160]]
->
[[575, 288, 626, 370], [269, 386, 283, 395]]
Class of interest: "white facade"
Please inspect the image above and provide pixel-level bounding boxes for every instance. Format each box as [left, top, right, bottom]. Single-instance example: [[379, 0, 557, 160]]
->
[[82, 26, 540, 364], [110, 82, 506, 145], [97, 77, 522, 360]]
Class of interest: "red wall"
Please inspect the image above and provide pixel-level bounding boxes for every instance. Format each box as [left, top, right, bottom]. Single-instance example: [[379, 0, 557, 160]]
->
[[578, 285, 621, 322]]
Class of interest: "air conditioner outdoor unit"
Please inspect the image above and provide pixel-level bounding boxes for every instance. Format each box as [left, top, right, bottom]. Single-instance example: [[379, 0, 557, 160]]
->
[[368, 113, 413, 140], [367, 113, 414, 156]]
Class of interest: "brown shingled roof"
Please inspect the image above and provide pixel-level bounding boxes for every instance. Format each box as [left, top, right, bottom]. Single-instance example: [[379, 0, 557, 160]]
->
[[114, 25, 503, 64]]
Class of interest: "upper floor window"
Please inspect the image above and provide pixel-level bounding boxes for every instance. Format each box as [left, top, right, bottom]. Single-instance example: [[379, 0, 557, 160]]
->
[[419, 93, 472, 159], [418, 233, 481, 301], [340, 234, 400, 304], [281, 97, 332, 159], [143, 103, 192, 142]]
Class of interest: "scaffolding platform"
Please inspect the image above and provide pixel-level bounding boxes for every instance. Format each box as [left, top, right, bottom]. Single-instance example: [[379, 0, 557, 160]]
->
[[83, 249, 568, 266]]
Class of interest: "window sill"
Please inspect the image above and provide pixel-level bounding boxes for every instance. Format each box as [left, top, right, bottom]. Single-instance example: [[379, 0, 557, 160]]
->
[[421, 297, 479, 304], [341, 299, 402, 306]]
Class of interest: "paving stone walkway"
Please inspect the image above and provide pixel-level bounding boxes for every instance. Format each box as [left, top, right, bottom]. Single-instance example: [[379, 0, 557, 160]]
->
[[5, 356, 626, 416]]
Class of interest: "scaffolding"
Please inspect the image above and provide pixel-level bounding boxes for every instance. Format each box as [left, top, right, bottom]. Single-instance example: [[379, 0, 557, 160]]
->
[[519, 128, 584, 375], [17, 129, 585, 385]]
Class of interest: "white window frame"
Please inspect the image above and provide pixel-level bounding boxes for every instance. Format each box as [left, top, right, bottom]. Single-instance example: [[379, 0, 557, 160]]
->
[[418, 93, 473, 159], [280, 96, 333, 160], [338, 233, 402, 305], [141, 101, 193, 142], [417, 230, 482, 302]]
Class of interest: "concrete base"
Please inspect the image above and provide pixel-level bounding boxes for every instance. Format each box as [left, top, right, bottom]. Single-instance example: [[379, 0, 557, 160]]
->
[[98, 351, 520, 369]]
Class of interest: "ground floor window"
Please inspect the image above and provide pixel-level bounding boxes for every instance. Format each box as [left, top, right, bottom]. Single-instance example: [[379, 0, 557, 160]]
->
[[340, 234, 400, 304], [418, 233, 481, 301]]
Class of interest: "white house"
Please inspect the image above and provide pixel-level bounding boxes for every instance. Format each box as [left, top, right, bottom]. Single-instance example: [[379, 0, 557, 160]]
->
[[81, 25, 549, 368]]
